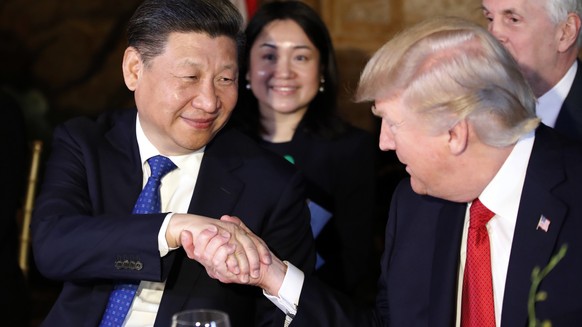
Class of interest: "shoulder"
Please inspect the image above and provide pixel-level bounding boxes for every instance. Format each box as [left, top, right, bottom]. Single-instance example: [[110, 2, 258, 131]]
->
[[58, 108, 135, 137], [208, 127, 298, 176], [299, 122, 374, 149]]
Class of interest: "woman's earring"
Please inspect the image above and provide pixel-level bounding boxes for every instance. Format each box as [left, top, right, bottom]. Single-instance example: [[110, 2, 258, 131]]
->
[[319, 77, 325, 93], [246, 82, 251, 90]]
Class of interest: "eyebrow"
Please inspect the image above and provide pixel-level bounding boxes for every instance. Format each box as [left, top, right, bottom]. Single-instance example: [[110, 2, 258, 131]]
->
[[259, 43, 313, 51], [178, 59, 237, 71], [481, 4, 519, 15]]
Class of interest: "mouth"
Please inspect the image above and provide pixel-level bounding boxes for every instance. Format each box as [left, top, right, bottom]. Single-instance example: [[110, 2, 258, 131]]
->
[[270, 85, 298, 94], [181, 116, 216, 129]]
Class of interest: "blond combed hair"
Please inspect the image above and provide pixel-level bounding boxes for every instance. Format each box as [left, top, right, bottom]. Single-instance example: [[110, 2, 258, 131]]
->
[[356, 16, 540, 147]]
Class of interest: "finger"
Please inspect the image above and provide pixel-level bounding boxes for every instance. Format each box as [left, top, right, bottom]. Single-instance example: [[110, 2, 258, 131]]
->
[[231, 228, 265, 279], [209, 233, 239, 275], [249, 233, 272, 265], [180, 230, 195, 259], [220, 216, 272, 267], [192, 228, 219, 259]]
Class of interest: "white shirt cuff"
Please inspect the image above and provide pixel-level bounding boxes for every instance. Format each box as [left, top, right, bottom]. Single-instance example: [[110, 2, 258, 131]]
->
[[263, 261, 304, 318], [157, 213, 177, 257]]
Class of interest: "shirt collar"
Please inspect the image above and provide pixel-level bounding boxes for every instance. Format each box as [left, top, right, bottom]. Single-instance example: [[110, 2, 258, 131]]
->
[[478, 130, 535, 219], [536, 61, 577, 127]]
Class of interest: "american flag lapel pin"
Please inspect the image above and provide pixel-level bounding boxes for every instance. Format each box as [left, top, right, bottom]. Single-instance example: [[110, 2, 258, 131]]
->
[[536, 214, 551, 232]]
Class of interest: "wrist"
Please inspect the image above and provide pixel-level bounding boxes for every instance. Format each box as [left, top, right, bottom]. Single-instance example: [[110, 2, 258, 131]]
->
[[261, 257, 288, 295]]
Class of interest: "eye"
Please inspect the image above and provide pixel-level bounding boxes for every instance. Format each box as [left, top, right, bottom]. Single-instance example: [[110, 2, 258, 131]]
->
[[295, 54, 308, 62], [217, 76, 236, 86], [504, 13, 521, 24], [482, 10, 493, 22], [262, 53, 277, 62]]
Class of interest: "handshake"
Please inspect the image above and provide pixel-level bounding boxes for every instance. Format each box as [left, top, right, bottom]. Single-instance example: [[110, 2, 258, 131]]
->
[[167, 214, 287, 296]]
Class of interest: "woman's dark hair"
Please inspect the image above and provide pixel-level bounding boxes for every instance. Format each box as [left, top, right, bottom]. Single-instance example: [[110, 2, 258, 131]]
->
[[127, 0, 245, 66], [230, 0, 346, 139]]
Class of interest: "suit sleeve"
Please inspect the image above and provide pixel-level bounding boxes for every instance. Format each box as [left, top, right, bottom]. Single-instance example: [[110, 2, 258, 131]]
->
[[31, 121, 167, 283]]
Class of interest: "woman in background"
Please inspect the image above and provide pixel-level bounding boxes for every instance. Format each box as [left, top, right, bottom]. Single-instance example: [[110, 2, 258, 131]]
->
[[229, 0, 377, 302]]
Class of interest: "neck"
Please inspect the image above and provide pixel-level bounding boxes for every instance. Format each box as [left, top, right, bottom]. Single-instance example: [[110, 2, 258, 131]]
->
[[259, 108, 307, 143], [530, 56, 576, 98], [450, 142, 514, 203]]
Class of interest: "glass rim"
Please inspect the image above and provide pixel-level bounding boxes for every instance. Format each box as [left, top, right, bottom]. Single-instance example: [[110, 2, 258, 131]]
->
[[172, 309, 230, 324]]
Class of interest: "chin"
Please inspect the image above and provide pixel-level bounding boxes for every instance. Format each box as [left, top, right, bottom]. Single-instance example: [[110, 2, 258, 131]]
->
[[409, 179, 428, 196]]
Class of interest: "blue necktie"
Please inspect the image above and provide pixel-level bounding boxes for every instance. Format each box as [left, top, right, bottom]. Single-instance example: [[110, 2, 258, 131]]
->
[[99, 155, 177, 327]]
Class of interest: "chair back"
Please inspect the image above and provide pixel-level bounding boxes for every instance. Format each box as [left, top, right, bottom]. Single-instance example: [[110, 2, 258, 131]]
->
[[18, 139, 43, 277]]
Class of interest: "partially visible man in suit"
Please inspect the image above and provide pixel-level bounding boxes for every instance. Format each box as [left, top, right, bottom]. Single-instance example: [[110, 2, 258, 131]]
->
[[482, 0, 582, 141], [190, 16, 582, 326], [30, 0, 315, 326]]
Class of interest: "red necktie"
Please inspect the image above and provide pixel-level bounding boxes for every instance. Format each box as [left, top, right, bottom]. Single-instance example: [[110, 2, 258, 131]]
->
[[461, 198, 496, 327]]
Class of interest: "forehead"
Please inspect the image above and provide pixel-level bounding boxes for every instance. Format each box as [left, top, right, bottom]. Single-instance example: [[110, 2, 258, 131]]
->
[[161, 31, 238, 65], [373, 96, 406, 118], [482, 0, 545, 14], [254, 19, 314, 49]]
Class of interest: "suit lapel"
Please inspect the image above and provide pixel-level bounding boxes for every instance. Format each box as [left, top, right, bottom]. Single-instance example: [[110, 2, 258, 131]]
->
[[103, 109, 143, 213], [429, 201, 466, 327], [188, 129, 244, 217], [555, 59, 582, 141], [501, 126, 568, 327], [157, 129, 245, 316]]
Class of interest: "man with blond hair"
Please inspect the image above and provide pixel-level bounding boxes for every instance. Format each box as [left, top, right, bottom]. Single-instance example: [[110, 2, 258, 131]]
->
[[190, 16, 582, 326]]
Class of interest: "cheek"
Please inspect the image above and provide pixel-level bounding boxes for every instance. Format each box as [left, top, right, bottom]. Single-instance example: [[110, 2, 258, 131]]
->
[[220, 90, 238, 113], [249, 60, 272, 82], [305, 73, 321, 94]]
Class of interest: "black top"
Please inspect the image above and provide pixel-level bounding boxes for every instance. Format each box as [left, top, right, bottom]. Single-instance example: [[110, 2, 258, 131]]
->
[[259, 122, 377, 297]]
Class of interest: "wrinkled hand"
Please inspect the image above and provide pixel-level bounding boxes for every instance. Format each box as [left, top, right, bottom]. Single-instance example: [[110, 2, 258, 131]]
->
[[186, 216, 288, 295], [168, 214, 271, 282]]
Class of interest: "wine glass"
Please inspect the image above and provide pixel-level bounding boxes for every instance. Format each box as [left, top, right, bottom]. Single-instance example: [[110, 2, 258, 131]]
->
[[171, 309, 231, 327]]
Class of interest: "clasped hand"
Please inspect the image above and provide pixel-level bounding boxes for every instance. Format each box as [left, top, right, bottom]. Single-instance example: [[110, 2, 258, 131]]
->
[[167, 214, 273, 284]]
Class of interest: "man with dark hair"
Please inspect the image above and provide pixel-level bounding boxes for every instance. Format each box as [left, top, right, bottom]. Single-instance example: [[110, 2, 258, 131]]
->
[[31, 0, 314, 326]]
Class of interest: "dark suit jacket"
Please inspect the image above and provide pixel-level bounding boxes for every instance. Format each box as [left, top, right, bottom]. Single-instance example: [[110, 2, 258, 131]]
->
[[31, 108, 315, 327], [292, 124, 582, 327], [554, 59, 582, 142]]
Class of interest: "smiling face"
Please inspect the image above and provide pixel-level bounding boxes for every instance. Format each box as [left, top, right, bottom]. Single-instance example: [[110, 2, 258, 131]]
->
[[481, 0, 563, 96], [123, 32, 238, 155], [247, 19, 321, 121]]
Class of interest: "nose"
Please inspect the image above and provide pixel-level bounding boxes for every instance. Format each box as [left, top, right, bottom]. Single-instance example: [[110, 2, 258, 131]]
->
[[487, 19, 507, 43], [274, 56, 293, 79], [192, 80, 219, 113], [378, 122, 396, 151]]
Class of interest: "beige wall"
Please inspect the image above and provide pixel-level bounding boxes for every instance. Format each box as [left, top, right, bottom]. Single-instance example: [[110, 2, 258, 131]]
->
[[319, 0, 484, 53], [310, 0, 485, 132]]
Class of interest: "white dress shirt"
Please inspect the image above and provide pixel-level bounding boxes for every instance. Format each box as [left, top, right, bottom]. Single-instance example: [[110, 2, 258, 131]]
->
[[536, 61, 577, 127], [455, 131, 535, 327], [123, 115, 205, 327]]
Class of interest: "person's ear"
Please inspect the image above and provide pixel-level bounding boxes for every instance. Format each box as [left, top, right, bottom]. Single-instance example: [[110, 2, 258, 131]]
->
[[558, 13, 581, 52], [448, 119, 469, 155], [122, 47, 143, 91]]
